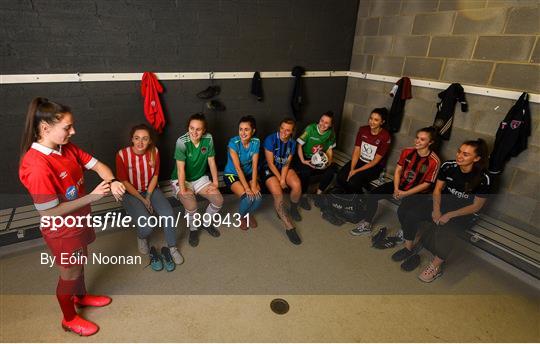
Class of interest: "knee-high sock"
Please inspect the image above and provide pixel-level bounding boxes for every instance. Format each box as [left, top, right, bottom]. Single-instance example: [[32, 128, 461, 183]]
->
[[239, 194, 252, 216], [75, 274, 86, 299], [56, 278, 78, 321], [204, 202, 222, 227], [185, 209, 198, 231], [248, 196, 262, 214]]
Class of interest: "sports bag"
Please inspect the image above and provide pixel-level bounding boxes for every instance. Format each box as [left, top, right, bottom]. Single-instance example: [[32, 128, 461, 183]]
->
[[320, 186, 366, 224]]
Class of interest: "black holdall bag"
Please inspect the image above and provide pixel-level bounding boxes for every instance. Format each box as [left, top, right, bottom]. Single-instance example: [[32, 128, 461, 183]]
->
[[320, 186, 366, 224]]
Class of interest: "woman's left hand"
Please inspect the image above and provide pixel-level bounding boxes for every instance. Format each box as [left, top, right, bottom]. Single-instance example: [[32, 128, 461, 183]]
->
[[437, 213, 452, 225], [110, 181, 126, 201], [251, 183, 261, 198], [144, 194, 154, 214]]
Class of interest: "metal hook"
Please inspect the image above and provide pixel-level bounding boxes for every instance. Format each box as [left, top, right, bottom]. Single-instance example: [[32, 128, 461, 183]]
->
[[77, 72, 82, 82], [209, 71, 214, 80]]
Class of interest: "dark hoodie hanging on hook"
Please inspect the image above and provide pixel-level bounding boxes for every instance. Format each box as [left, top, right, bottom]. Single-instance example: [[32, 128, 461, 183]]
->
[[251, 71, 263, 101], [291, 66, 305, 119], [432, 83, 468, 140], [488, 92, 531, 175]]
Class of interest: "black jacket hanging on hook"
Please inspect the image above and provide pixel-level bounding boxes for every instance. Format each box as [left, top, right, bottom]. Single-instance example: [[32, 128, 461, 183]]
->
[[388, 77, 412, 133], [251, 71, 263, 101], [291, 66, 305, 119], [432, 83, 468, 140], [488, 92, 531, 174]]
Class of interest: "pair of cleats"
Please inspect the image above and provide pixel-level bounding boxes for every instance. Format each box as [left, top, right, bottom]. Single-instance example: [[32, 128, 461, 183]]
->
[[391, 245, 422, 272], [62, 295, 112, 336], [189, 224, 221, 247], [149, 246, 183, 272], [371, 228, 405, 249]]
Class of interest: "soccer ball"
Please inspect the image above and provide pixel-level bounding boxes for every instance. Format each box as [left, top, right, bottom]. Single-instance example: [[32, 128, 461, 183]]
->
[[311, 151, 329, 169]]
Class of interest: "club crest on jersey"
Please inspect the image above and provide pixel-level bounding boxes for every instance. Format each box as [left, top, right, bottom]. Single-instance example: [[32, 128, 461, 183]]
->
[[201, 147, 207, 154], [311, 144, 323, 154], [65, 185, 78, 200], [59, 171, 68, 179], [510, 120, 522, 129]]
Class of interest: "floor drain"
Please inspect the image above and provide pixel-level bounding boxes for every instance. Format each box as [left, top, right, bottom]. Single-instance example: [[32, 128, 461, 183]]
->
[[270, 298, 289, 315]]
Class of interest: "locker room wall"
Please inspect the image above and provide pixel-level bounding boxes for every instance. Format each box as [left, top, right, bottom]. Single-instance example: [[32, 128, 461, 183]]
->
[[0, 0, 359, 208], [340, 0, 540, 234]]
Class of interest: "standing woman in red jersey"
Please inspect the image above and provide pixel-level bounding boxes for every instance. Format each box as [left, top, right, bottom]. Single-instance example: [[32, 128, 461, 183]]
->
[[19, 97, 126, 336]]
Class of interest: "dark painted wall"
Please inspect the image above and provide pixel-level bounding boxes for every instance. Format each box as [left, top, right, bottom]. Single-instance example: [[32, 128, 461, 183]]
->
[[0, 0, 358, 208]]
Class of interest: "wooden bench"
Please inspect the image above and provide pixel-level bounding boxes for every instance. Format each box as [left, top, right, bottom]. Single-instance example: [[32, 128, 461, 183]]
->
[[464, 216, 540, 278]]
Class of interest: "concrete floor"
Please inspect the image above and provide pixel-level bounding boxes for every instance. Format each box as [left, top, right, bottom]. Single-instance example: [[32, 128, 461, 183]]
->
[[1, 200, 538, 342]]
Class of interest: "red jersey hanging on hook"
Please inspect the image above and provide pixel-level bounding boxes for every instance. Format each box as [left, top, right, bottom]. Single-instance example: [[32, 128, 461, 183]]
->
[[141, 72, 166, 133]]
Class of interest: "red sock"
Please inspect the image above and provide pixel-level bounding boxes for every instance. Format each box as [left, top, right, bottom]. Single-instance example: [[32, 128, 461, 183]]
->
[[56, 278, 77, 321], [75, 274, 87, 299]]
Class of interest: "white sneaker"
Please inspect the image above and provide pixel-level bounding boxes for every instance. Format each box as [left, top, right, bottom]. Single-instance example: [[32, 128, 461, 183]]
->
[[169, 247, 184, 265], [350, 220, 372, 236], [137, 237, 149, 254]]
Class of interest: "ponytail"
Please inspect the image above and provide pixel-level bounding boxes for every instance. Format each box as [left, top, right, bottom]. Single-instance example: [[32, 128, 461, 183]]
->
[[462, 138, 489, 192], [20, 97, 71, 159]]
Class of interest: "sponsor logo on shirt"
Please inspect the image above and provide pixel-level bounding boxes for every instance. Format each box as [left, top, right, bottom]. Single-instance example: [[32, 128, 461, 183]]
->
[[65, 185, 78, 200], [447, 187, 469, 199], [360, 142, 377, 162]]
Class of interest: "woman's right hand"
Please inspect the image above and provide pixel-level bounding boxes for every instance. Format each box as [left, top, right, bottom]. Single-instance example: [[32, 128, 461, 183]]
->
[[142, 197, 154, 214], [432, 209, 442, 224], [347, 169, 357, 182], [245, 187, 255, 200], [90, 181, 111, 201]]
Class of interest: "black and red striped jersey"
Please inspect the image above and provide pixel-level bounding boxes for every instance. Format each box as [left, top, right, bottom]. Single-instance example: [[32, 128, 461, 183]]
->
[[397, 147, 440, 191]]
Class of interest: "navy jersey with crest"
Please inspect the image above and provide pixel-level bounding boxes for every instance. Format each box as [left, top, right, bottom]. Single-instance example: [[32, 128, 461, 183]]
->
[[263, 132, 296, 171]]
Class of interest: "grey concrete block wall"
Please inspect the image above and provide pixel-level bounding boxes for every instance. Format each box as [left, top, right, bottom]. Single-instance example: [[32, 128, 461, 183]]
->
[[442, 60, 494, 85], [348, 0, 539, 93]]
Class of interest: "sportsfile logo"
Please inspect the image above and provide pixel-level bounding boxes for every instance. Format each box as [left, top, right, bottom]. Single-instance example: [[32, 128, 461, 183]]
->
[[447, 187, 469, 199]]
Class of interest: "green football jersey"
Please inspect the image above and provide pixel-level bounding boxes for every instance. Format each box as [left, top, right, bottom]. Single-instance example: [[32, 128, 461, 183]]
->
[[297, 123, 336, 158], [171, 133, 215, 182]]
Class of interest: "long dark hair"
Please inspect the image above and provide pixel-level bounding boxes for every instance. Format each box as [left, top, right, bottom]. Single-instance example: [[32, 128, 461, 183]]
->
[[20, 97, 71, 158], [462, 138, 489, 192], [371, 107, 389, 129], [129, 123, 156, 166]]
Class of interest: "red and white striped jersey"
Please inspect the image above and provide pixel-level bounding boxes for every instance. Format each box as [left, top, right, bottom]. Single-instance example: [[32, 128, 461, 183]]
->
[[116, 146, 160, 193]]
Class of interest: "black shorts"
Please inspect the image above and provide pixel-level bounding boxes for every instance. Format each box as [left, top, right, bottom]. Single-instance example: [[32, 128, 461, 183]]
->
[[224, 173, 253, 188], [260, 167, 280, 183]]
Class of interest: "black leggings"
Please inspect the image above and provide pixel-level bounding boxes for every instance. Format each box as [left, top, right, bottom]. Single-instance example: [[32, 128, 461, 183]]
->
[[398, 195, 433, 241], [419, 216, 475, 260], [364, 182, 424, 224], [337, 160, 382, 194], [293, 157, 335, 193]]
